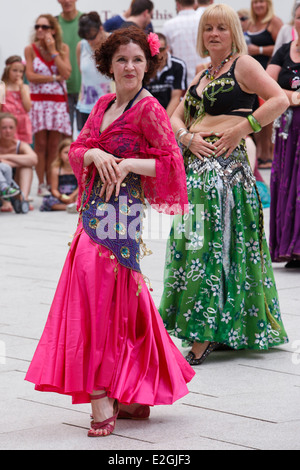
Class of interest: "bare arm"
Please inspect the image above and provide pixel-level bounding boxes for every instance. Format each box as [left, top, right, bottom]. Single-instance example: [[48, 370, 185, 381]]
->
[[212, 55, 289, 157], [248, 16, 283, 57], [44, 33, 71, 80], [51, 43, 72, 80], [266, 63, 299, 106], [166, 89, 183, 117], [19, 83, 31, 112], [76, 42, 81, 72], [269, 16, 284, 43], [0, 142, 37, 167], [248, 43, 275, 58], [24, 45, 58, 84], [170, 75, 218, 159], [50, 166, 61, 200], [24, 43, 71, 83], [236, 55, 289, 125]]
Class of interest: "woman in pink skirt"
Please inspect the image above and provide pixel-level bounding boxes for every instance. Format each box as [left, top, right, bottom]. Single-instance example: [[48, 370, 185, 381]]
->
[[25, 26, 195, 438]]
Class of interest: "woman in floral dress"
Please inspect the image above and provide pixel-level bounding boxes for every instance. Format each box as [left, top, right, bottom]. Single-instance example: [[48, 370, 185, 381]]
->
[[159, 4, 289, 365]]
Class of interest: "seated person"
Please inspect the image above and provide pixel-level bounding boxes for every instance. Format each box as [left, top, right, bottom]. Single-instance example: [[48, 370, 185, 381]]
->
[[0, 162, 20, 199], [0, 112, 37, 211], [147, 33, 187, 117]]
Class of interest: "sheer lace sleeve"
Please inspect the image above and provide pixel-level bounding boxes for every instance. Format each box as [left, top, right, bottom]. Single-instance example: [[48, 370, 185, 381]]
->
[[69, 95, 188, 215], [137, 98, 188, 214]]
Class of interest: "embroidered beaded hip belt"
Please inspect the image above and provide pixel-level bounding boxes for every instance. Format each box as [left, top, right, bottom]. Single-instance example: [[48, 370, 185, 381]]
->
[[81, 173, 145, 272], [184, 137, 256, 191]]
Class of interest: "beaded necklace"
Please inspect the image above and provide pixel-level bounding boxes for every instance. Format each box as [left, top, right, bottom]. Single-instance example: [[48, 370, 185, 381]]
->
[[204, 51, 234, 81]]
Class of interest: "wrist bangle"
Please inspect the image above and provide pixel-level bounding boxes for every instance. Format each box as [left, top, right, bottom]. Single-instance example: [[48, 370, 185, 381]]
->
[[247, 114, 262, 133], [186, 133, 195, 150], [178, 130, 189, 144], [175, 127, 187, 138], [259, 46, 263, 55], [175, 127, 187, 140]]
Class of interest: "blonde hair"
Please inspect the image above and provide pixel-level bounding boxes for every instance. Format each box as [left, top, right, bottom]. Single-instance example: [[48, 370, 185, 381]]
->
[[237, 9, 250, 18], [32, 14, 64, 54], [197, 3, 248, 58], [51, 138, 73, 168], [0, 112, 18, 126], [292, 0, 300, 23], [250, 0, 274, 24]]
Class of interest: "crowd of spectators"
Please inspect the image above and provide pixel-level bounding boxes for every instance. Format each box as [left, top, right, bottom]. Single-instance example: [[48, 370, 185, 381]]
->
[[0, 0, 299, 269]]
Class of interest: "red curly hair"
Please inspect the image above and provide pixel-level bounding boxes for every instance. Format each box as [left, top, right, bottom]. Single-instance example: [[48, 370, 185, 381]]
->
[[94, 26, 159, 84]]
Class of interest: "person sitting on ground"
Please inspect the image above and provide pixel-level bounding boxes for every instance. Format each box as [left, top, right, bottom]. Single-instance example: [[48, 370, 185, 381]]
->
[[0, 161, 20, 201], [40, 138, 78, 212], [0, 113, 37, 212]]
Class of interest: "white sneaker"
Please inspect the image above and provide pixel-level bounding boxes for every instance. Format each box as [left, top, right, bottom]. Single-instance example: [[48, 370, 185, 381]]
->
[[37, 183, 51, 197], [66, 203, 78, 214]]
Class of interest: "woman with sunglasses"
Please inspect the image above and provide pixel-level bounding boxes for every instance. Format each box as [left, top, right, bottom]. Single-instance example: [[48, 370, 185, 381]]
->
[[76, 12, 112, 131], [24, 14, 72, 197]]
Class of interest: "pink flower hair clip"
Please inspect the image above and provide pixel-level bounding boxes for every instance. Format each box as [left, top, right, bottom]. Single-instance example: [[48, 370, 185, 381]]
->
[[147, 32, 160, 57]]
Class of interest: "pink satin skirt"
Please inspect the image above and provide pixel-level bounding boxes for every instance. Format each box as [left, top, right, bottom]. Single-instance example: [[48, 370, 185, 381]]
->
[[25, 222, 195, 405]]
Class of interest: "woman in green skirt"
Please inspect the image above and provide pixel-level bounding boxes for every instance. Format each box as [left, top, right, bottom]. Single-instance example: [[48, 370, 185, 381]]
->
[[159, 4, 289, 365]]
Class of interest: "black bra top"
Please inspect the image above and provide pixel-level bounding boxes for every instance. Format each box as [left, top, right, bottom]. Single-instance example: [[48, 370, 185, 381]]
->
[[187, 58, 255, 119], [105, 87, 144, 113]]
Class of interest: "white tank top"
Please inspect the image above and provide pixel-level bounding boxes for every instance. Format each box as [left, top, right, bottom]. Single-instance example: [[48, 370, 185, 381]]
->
[[77, 40, 112, 114]]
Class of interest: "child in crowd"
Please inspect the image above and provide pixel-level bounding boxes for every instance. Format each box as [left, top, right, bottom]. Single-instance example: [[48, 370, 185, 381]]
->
[[0, 55, 32, 144], [40, 138, 78, 213]]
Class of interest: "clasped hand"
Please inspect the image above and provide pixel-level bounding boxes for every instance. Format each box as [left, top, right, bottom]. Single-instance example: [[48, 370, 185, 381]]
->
[[92, 150, 130, 202], [189, 128, 244, 160]]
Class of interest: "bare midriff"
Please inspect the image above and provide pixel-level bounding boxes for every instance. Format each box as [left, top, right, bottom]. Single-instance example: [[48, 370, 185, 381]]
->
[[189, 113, 248, 135]]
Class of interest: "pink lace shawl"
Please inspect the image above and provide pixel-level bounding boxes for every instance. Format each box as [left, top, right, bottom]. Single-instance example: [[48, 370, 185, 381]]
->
[[69, 94, 188, 214]]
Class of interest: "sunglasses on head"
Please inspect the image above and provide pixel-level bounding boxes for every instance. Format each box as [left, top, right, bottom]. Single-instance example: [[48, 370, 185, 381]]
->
[[35, 24, 52, 31]]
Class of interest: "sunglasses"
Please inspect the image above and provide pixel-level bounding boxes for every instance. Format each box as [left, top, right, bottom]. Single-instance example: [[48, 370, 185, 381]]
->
[[239, 16, 249, 21], [35, 24, 52, 31]]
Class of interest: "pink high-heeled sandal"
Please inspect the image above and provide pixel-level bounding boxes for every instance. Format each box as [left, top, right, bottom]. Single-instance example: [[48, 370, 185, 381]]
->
[[88, 392, 119, 437]]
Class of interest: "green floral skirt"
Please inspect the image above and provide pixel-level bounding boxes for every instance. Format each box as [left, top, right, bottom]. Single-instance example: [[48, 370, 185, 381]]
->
[[159, 139, 289, 350]]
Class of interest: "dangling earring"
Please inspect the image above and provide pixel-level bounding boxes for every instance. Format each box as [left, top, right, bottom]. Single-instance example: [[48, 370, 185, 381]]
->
[[232, 42, 237, 54], [204, 50, 209, 56]]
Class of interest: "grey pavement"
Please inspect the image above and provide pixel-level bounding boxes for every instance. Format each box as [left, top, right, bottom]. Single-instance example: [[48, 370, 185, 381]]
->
[[0, 171, 299, 451]]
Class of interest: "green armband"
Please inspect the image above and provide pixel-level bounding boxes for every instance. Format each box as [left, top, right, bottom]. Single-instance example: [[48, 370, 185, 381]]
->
[[247, 114, 262, 133]]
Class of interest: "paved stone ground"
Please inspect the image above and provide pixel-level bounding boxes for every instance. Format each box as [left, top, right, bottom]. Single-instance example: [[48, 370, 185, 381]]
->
[[0, 172, 299, 450]]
